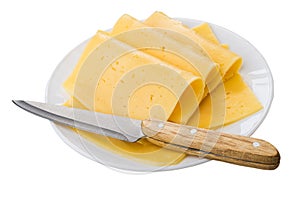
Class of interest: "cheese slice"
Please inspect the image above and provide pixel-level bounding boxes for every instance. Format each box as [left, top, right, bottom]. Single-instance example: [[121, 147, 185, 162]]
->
[[111, 13, 242, 98], [188, 74, 263, 128], [187, 22, 263, 128], [192, 23, 220, 45], [64, 97, 186, 166], [111, 14, 218, 85], [192, 23, 229, 49], [145, 12, 242, 82], [64, 30, 203, 123], [63, 30, 204, 165]]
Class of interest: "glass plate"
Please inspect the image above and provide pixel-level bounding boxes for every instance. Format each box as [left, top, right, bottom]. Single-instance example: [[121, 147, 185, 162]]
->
[[45, 18, 273, 172]]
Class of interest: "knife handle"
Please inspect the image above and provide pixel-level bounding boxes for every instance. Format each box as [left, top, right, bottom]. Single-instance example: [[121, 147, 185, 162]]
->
[[141, 120, 280, 170]]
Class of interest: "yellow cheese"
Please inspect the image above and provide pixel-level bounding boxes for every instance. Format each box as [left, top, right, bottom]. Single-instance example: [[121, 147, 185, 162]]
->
[[145, 12, 242, 81], [188, 74, 263, 128], [64, 97, 186, 166], [63, 13, 263, 166], [111, 13, 242, 98], [192, 23, 220, 45], [110, 13, 262, 130], [221, 44, 229, 49], [111, 14, 218, 85], [63, 30, 204, 166], [192, 23, 229, 49], [187, 22, 263, 128], [64, 30, 203, 123]]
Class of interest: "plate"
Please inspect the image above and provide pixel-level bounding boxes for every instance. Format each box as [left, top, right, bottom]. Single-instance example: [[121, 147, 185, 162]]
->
[[46, 18, 273, 172]]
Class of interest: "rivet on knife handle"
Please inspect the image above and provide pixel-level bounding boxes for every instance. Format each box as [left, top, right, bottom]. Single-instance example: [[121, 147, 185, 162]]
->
[[141, 120, 280, 170]]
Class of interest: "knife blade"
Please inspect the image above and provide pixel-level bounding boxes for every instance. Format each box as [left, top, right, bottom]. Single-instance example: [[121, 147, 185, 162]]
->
[[13, 100, 144, 142], [13, 100, 280, 170]]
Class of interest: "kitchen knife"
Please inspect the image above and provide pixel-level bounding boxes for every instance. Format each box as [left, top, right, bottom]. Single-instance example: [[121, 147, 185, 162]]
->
[[13, 100, 280, 170]]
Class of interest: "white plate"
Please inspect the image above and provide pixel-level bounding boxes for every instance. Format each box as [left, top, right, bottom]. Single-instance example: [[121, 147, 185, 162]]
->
[[46, 18, 273, 172]]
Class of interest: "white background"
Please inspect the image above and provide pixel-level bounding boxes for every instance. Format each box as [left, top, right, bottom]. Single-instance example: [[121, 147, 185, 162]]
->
[[1, 0, 299, 198]]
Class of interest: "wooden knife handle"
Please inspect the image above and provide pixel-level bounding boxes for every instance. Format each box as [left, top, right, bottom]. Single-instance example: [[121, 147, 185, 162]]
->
[[141, 120, 280, 170]]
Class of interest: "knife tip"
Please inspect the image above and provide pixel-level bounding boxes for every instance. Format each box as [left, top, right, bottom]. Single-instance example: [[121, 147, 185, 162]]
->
[[12, 100, 24, 107], [12, 99, 19, 103]]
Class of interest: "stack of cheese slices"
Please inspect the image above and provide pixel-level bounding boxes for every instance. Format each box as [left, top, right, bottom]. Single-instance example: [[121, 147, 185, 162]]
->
[[63, 12, 263, 166]]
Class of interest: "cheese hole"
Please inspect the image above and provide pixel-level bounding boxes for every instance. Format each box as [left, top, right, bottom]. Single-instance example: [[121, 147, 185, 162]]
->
[[150, 94, 154, 101]]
